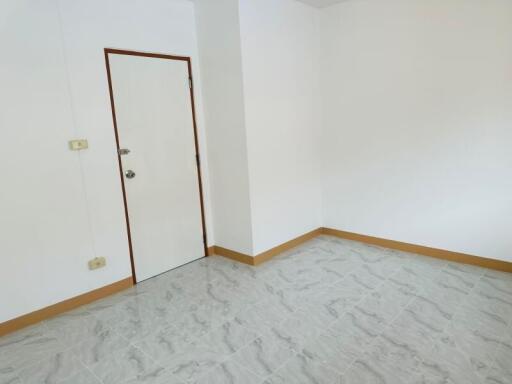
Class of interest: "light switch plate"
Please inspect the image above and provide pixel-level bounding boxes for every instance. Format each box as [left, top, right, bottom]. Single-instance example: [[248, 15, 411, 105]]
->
[[69, 139, 89, 151], [88, 257, 106, 270]]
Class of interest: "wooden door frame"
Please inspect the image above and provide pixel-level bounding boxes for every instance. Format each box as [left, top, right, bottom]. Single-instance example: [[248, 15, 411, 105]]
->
[[104, 48, 208, 284]]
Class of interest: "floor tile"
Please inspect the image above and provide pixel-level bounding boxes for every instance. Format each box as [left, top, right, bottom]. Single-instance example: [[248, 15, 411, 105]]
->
[[264, 353, 343, 384], [306, 275, 369, 322], [269, 310, 323, 352], [483, 269, 512, 284], [357, 281, 415, 324], [232, 330, 296, 378], [59, 369, 102, 384], [88, 345, 160, 384], [0, 368, 22, 384], [72, 328, 130, 366], [362, 332, 425, 382], [387, 266, 427, 294], [232, 298, 291, 335], [18, 350, 83, 384], [384, 308, 444, 352], [134, 325, 192, 364], [195, 360, 261, 384], [443, 304, 508, 379], [302, 326, 359, 374], [483, 364, 512, 384], [343, 357, 407, 384], [0, 327, 65, 371], [163, 341, 223, 383], [198, 319, 259, 357], [417, 334, 482, 384], [346, 264, 387, 290], [466, 276, 512, 321], [491, 334, 512, 380], [326, 306, 387, 363], [121, 367, 183, 384], [435, 267, 478, 296]]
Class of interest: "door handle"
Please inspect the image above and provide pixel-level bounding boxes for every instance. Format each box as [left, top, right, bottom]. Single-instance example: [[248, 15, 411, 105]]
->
[[125, 170, 136, 179]]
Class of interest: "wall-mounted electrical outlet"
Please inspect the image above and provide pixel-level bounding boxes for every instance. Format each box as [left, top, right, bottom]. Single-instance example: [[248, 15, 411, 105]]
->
[[88, 257, 106, 270], [69, 139, 89, 151]]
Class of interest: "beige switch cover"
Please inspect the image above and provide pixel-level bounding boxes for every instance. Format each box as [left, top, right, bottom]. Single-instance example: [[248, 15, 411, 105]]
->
[[69, 139, 89, 151], [88, 257, 106, 270]]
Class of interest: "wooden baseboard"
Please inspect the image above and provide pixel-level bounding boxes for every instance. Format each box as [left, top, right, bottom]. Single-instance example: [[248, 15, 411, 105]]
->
[[213, 246, 256, 265], [321, 227, 512, 273], [212, 228, 323, 266], [212, 227, 512, 274], [0, 277, 133, 337], [255, 228, 323, 265]]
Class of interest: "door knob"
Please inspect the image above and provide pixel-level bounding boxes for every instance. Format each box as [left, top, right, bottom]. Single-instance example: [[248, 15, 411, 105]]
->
[[125, 170, 136, 179]]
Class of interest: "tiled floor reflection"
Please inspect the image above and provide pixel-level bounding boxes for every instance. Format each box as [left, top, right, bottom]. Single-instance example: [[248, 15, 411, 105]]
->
[[1, 235, 511, 383]]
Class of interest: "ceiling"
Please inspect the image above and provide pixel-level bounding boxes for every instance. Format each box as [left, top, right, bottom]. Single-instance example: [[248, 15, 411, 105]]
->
[[295, 0, 348, 8]]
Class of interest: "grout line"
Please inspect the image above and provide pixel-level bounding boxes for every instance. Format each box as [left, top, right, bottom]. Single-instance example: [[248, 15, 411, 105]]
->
[[325, 241, 495, 379], [258, 237, 412, 379], [404, 263, 488, 383], [443, 270, 509, 384], [207, 239, 347, 379], [80, 360, 105, 384], [330, 250, 420, 376]]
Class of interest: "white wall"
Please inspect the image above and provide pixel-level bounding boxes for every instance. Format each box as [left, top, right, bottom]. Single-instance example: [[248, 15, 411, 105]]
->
[[238, 0, 323, 254], [0, 0, 213, 323], [194, 0, 254, 255], [0, 0, 97, 324], [320, 0, 512, 261]]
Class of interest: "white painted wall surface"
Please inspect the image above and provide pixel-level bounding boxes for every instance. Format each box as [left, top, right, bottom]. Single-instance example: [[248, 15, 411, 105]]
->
[[0, 0, 213, 322], [238, 0, 322, 254], [320, 0, 512, 261], [0, 0, 100, 323], [194, 0, 254, 254]]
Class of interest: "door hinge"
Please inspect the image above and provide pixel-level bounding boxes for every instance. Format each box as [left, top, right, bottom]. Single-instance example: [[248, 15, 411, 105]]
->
[[188, 77, 193, 89]]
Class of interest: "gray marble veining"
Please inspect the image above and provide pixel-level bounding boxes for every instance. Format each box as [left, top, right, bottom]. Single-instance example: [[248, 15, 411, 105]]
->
[[89, 345, 161, 384], [72, 329, 130, 366], [195, 360, 261, 384], [263, 352, 343, 384], [418, 333, 483, 384], [2, 235, 511, 383], [18, 350, 84, 384], [59, 369, 102, 384], [232, 330, 296, 378]]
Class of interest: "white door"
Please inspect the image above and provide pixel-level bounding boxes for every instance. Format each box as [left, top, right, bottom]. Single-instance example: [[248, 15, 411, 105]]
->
[[107, 52, 205, 282]]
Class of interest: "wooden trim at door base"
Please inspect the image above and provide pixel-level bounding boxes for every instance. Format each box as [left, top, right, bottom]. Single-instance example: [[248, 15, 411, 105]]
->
[[322, 227, 512, 273], [0, 277, 133, 337]]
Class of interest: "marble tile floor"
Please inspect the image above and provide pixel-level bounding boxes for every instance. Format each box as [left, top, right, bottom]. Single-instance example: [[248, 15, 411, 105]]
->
[[1, 235, 512, 384]]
